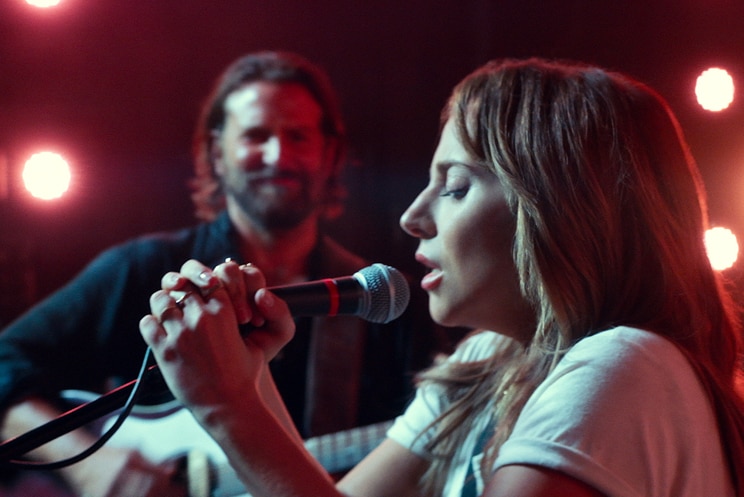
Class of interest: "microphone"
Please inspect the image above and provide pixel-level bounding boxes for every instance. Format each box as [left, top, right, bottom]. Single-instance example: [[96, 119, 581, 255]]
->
[[267, 263, 410, 323]]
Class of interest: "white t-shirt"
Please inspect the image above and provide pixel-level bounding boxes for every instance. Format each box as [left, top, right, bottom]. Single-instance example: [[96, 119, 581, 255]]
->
[[387, 327, 734, 497]]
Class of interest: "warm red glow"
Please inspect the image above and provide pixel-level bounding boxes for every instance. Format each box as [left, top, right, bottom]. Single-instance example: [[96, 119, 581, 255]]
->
[[695, 67, 735, 112], [22, 151, 71, 200], [25, 0, 62, 7], [705, 226, 739, 270]]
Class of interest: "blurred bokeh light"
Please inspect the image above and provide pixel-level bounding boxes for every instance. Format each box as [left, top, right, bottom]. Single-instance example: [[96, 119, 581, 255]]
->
[[705, 226, 739, 271], [25, 0, 61, 7], [695, 67, 735, 112], [22, 151, 72, 200]]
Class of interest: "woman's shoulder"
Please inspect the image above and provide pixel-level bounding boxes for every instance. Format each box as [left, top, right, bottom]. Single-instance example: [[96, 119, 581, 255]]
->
[[567, 325, 682, 369], [526, 325, 714, 449], [498, 329, 732, 496]]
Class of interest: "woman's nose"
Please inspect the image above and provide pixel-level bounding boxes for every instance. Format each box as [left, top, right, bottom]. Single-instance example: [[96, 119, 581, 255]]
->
[[400, 194, 435, 239]]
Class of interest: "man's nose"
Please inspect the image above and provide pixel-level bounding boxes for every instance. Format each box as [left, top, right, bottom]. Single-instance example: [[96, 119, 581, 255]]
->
[[262, 135, 288, 168]]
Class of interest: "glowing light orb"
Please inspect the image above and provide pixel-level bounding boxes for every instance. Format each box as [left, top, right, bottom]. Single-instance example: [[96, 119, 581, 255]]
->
[[25, 0, 62, 7], [695, 68, 735, 112], [705, 226, 739, 271], [22, 151, 72, 200]]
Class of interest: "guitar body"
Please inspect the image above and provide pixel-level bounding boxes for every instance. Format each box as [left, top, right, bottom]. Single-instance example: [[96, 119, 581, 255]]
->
[[0, 470, 75, 497], [0, 391, 391, 497]]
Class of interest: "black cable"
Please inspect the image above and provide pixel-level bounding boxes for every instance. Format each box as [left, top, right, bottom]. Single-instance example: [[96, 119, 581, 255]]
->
[[1, 347, 156, 470]]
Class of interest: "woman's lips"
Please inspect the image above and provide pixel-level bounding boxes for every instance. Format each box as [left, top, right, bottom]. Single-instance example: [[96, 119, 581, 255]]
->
[[415, 253, 442, 291], [421, 268, 443, 291]]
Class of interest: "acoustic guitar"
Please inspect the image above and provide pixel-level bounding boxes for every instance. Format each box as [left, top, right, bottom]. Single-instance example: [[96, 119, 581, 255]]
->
[[1, 390, 392, 497]]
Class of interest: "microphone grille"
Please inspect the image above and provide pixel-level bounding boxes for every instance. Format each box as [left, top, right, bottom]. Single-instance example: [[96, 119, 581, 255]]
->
[[355, 264, 410, 323]]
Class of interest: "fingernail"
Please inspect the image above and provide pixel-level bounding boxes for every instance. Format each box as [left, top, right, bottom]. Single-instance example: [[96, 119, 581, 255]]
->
[[198, 270, 221, 296], [199, 270, 220, 288], [260, 289, 275, 308]]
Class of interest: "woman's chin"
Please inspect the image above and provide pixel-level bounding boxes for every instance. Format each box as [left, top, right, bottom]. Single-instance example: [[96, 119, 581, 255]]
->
[[429, 304, 461, 328]]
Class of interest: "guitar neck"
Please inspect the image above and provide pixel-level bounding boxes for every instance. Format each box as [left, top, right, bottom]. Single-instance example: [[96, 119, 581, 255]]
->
[[303, 420, 393, 475], [208, 420, 393, 497]]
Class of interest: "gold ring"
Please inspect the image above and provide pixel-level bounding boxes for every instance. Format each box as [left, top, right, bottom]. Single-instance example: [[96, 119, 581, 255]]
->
[[175, 291, 194, 309], [159, 303, 180, 323], [201, 282, 224, 299]]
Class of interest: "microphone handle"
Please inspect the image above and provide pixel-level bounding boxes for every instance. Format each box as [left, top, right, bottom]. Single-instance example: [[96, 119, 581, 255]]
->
[[268, 277, 365, 317]]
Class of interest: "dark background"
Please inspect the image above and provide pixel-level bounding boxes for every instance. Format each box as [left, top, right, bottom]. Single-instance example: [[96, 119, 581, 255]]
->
[[1, 0, 744, 325]]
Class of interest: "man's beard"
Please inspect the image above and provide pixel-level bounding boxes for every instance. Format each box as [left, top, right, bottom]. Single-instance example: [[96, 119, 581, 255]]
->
[[222, 175, 321, 231]]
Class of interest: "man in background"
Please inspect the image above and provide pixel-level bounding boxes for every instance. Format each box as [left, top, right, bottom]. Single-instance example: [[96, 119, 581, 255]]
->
[[0, 51, 442, 497]]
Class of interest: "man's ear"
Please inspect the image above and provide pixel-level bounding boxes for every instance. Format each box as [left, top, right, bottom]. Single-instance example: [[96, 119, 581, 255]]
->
[[210, 130, 225, 175], [323, 136, 343, 177]]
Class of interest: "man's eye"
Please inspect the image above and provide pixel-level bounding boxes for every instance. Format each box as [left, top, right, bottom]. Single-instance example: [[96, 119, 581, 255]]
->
[[288, 131, 310, 142], [243, 130, 271, 143]]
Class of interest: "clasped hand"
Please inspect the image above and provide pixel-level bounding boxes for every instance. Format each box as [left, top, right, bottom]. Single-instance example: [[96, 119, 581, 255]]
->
[[139, 259, 296, 417]]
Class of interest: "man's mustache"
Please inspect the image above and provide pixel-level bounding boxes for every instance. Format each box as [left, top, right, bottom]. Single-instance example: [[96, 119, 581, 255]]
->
[[245, 171, 306, 183]]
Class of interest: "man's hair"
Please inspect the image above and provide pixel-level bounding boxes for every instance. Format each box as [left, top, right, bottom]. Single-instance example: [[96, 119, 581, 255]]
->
[[190, 51, 347, 220]]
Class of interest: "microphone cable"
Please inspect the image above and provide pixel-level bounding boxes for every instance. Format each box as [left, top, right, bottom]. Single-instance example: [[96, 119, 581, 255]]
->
[[0, 346, 155, 470]]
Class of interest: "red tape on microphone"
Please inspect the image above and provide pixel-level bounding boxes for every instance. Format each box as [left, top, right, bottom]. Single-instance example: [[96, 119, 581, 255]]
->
[[322, 278, 340, 316]]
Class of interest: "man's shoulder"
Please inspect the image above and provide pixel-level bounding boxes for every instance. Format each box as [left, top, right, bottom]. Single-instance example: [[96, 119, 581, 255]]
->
[[121, 215, 232, 258], [86, 218, 232, 279], [107, 225, 197, 259]]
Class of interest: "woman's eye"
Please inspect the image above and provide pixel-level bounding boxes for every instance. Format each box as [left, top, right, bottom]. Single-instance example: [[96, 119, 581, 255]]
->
[[440, 186, 468, 199]]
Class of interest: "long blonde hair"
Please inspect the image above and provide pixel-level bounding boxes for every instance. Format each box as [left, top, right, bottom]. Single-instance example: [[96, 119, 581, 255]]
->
[[417, 58, 744, 496]]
